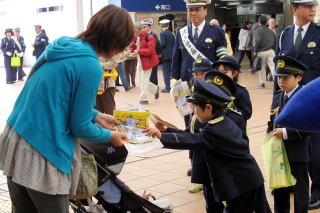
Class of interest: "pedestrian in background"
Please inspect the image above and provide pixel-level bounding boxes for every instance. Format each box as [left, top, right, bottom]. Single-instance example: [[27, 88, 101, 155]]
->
[[1, 28, 15, 84], [159, 19, 175, 93], [32, 25, 49, 59], [253, 15, 276, 88], [12, 27, 26, 81], [238, 21, 253, 70], [0, 5, 132, 212]]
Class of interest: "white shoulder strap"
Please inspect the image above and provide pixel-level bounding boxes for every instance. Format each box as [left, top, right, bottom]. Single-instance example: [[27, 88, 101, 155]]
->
[[179, 26, 208, 61]]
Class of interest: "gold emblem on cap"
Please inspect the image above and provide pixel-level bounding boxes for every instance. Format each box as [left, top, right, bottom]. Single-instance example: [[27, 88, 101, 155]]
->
[[205, 38, 213, 43], [196, 59, 202, 64], [277, 60, 285, 69], [307, 42, 316, 48], [213, 76, 223, 86], [190, 0, 197, 2]]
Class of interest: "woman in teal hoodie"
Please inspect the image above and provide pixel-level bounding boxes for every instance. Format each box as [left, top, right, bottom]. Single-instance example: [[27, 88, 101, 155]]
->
[[0, 5, 134, 212]]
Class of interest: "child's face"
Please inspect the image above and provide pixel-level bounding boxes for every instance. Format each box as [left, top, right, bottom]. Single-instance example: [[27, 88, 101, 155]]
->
[[217, 65, 237, 80], [193, 104, 213, 123], [277, 75, 302, 92], [193, 70, 209, 80]]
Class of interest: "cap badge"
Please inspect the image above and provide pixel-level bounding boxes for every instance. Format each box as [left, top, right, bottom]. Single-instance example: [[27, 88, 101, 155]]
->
[[213, 76, 223, 86], [190, 0, 198, 2], [196, 59, 202, 64], [205, 38, 213, 43], [277, 60, 285, 69], [307, 42, 316, 48]]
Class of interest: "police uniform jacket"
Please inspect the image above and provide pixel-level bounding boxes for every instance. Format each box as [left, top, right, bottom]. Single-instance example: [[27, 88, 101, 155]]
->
[[185, 110, 247, 184], [1, 37, 15, 56], [234, 84, 252, 123], [161, 114, 264, 201], [33, 32, 49, 58], [267, 87, 310, 162], [277, 22, 320, 84], [14, 36, 26, 53], [160, 29, 175, 61], [171, 22, 226, 82]]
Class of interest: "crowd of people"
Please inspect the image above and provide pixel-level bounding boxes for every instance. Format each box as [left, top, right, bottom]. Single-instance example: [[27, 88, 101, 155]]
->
[[0, 0, 319, 212], [0, 25, 49, 84]]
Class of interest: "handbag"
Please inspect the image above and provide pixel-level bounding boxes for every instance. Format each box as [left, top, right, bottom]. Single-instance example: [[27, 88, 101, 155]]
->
[[262, 133, 296, 189], [11, 53, 21, 67], [69, 154, 99, 200], [252, 56, 261, 72]]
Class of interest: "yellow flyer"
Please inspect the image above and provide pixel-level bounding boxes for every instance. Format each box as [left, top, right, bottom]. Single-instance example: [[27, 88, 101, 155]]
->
[[114, 110, 150, 127]]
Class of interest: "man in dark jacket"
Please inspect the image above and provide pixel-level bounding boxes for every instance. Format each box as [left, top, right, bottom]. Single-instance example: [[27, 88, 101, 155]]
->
[[32, 25, 49, 59], [159, 19, 175, 92]]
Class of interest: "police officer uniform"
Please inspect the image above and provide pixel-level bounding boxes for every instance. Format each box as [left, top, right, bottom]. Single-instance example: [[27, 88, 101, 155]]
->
[[267, 56, 310, 213], [33, 25, 49, 59], [161, 78, 271, 213], [212, 56, 252, 124], [13, 27, 26, 81], [171, 0, 227, 85], [276, 0, 320, 208], [159, 19, 175, 92], [1, 29, 15, 84]]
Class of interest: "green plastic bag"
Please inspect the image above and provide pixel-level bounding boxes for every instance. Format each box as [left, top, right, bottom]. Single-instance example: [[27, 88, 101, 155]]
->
[[11, 53, 21, 67], [262, 133, 296, 189]]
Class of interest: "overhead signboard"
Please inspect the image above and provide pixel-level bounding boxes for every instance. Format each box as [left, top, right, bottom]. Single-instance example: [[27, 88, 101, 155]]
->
[[109, 0, 186, 12]]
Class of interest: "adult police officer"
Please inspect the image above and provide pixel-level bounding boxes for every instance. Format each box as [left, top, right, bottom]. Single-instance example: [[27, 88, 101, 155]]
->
[[1, 28, 15, 84], [32, 25, 49, 59], [171, 0, 227, 127], [13, 27, 26, 81], [276, 0, 320, 209], [159, 19, 175, 92]]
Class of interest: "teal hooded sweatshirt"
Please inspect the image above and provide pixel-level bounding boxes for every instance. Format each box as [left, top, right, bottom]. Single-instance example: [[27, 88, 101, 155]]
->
[[7, 36, 111, 174]]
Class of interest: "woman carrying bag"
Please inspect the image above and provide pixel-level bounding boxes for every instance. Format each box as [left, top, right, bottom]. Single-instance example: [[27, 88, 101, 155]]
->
[[0, 5, 134, 213]]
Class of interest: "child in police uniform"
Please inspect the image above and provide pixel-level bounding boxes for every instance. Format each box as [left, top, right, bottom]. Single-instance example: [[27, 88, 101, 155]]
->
[[267, 55, 310, 213], [144, 78, 271, 213], [213, 55, 252, 126]]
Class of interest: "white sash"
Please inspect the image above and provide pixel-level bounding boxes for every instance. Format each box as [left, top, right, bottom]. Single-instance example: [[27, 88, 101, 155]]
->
[[179, 26, 208, 61], [13, 36, 22, 52]]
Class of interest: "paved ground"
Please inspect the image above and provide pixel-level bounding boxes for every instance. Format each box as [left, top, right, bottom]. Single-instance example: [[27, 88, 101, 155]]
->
[[0, 64, 318, 213]]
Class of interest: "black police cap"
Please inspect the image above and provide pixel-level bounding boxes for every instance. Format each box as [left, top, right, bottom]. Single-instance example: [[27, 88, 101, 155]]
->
[[4, 28, 13, 35], [205, 71, 237, 97], [273, 55, 307, 77], [212, 55, 240, 71], [290, 0, 318, 5], [192, 58, 213, 72], [187, 78, 231, 106]]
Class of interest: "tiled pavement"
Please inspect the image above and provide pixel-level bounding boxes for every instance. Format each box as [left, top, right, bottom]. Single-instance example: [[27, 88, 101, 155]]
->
[[0, 65, 318, 213]]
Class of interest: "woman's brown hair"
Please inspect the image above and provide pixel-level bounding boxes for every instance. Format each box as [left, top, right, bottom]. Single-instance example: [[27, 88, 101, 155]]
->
[[76, 5, 134, 58]]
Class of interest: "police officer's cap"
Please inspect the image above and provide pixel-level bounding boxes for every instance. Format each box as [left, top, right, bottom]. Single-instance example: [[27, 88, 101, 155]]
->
[[13, 27, 20, 32], [4, 28, 13, 35], [34, 24, 42, 28], [290, 0, 318, 5], [184, 0, 211, 8], [159, 19, 170, 26], [205, 71, 237, 97], [212, 56, 241, 71], [141, 20, 152, 27], [273, 55, 307, 77], [187, 78, 231, 107], [192, 58, 213, 72]]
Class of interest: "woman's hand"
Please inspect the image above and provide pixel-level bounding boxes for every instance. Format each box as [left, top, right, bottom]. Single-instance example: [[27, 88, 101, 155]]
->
[[95, 112, 120, 130], [109, 131, 127, 147], [155, 122, 167, 132], [142, 127, 162, 139]]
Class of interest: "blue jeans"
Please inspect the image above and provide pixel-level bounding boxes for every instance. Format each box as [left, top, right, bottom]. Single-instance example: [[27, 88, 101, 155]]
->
[[117, 62, 129, 89]]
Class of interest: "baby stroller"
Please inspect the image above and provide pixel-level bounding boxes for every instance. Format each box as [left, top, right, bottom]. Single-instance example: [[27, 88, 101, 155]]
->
[[69, 139, 169, 213]]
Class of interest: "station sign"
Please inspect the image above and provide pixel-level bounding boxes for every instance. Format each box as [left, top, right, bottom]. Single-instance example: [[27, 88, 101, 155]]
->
[[109, 0, 186, 12]]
